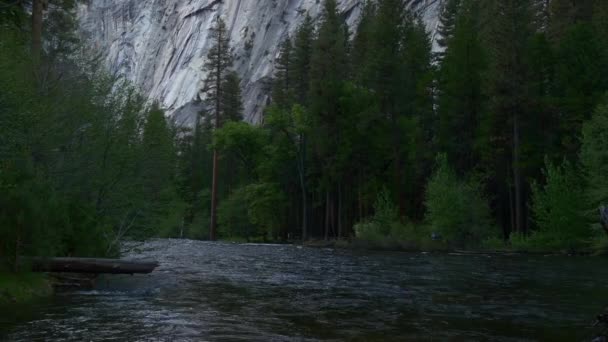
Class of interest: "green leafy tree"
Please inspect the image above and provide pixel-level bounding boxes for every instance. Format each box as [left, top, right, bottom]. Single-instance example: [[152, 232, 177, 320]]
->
[[529, 158, 588, 251], [425, 154, 494, 248], [581, 99, 608, 215]]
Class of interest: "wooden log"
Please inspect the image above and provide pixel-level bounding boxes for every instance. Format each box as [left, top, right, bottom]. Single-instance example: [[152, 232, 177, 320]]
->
[[600, 206, 608, 237], [24, 257, 159, 274]]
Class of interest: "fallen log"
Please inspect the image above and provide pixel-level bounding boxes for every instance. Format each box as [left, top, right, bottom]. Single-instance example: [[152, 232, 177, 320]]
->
[[24, 257, 159, 274], [600, 206, 608, 237]]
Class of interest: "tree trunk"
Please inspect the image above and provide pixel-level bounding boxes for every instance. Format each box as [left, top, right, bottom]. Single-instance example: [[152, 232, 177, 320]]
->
[[298, 136, 308, 241], [324, 190, 330, 241], [26, 257, 158, 274], [337, 183, 342, 239], [31, 0, 44, 61], [512, 114, 523, 234], [209, 30, 223, 241], [209, 149, 219, 241]]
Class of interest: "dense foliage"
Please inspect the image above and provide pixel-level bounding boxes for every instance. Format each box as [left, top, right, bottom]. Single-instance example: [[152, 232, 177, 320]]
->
[[0, 4, 184, 270], [3, 0, 608, 258], [180, 0, 608, 251]]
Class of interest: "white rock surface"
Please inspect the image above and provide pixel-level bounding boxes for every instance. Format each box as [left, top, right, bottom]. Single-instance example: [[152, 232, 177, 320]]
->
[[78, 0, 443, 124]]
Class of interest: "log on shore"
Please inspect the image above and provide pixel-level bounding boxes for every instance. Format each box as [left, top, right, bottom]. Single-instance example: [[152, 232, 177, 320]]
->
[[25, 257, 159, 274]]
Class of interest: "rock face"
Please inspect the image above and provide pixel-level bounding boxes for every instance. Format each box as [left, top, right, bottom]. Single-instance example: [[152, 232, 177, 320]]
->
[[78, 0, 443, 124]]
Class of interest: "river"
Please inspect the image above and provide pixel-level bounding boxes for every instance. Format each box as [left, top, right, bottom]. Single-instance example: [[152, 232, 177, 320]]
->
[[1, 239, 607, 341]]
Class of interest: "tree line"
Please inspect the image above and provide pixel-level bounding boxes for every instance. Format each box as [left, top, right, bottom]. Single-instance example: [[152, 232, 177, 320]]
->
[[1, 0, 608, 262], [0, 1, 184, 270], [187, 0, 608, 251]]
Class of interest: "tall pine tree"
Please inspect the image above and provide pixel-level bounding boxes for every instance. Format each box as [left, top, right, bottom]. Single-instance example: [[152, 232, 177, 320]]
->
[[202, 17, 233, 241]]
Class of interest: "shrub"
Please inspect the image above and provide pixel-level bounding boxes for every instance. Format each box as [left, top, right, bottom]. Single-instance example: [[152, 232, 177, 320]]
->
[[218, 187, 256, 240], [353, 189, 432, 250], [581, 98, 608, 217], [218, 183, 286, 241], [482, 236, 508, 251], [529, 158, 589, 251], [354, 189, 398, 239], [425, 154, 495, 248]]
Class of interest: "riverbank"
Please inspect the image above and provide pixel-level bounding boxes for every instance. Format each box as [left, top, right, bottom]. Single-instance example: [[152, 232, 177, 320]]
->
[[0, 272, 52, 304], [303, 238, 608, 256]]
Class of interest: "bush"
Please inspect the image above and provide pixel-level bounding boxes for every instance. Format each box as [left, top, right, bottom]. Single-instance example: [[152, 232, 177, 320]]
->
[[529, 158, 589, 251], [581, 98, 608, 217], [482, 236, 508, 251], [0, 169, 113, 271], [218, 187, 256, 240], [353, 189, 433, 250], [218, 183, 286, 241], [425, 154, 495, 248], [354, 189, 397, 240]]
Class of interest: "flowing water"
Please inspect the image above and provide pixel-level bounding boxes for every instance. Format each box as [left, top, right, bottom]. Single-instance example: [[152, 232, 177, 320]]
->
[[1, 239, 607, 341]]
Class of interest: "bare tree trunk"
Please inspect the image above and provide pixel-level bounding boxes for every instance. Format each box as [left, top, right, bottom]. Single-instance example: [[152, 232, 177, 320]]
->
[[324, 190, 330, 241], [298, 136, 308, 241], [337, 184, 342, 239], [31, 0, 45, 61], [512, 114, 523, 234], [358, 174, 363, 222], [209, 149, 219, 241]]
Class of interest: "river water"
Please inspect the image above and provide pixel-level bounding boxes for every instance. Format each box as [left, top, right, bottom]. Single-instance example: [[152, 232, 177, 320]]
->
[[1, 239, 607, 341]]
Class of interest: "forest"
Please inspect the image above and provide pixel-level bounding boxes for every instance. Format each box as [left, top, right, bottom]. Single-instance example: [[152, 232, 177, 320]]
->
[[2, 0, 608, 275]]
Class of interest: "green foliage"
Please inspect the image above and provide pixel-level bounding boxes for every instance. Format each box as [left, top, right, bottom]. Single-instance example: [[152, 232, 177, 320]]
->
[[353, 190, 433, 250], [581, 99, 608, 213], [0, 21, 186, 267], [354, 189, 398, 239], [0, 272, 51, 304], [218, 187, 256, 240], [530, 158, 588, 251], [425, 154, 495, 247], [242, 183, 286, 239], [436, 0, 485, 172], [218, 183, 286, 241]]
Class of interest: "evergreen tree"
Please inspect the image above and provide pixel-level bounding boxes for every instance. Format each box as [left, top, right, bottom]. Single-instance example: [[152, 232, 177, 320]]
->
[[309, 0, 348, 238], [436, 0, 485, 174], [351, 0, 375, 83], [272, 38, 293, 109], [436, 0, 462, 59], [202, 16, 233, 241], [220, 71, 244, 123], [553, 23, 607, 159], [141, 104, 175, 199], [480, 0, 534, 236], [291, 14, 314, 106]]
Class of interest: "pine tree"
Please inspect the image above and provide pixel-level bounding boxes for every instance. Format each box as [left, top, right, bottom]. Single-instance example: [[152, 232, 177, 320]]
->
[[292, 14, 314, 106], [351, 0, 376, 83], [31, 0, 46, 60], [309, 0, 348, 239], [272, 38, 293, 109], [480, 0, 534, 236], [553, 23, 607, 160], [399, 15, 435, 219], [202, 17, 233, 241], [221, 71, 244, 123], [436, 0, 485, 174], [142, 103, 175, 196], [436, 0, 462, 58]]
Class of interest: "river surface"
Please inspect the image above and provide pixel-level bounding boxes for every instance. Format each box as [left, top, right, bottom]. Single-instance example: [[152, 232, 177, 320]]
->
[[1, 239, 607, 341]]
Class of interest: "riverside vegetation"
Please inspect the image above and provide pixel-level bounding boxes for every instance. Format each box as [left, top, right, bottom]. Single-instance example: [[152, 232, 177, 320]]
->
[[1, 0, 608, 302]]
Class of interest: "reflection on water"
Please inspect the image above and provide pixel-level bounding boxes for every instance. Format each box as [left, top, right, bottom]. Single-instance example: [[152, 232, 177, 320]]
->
[[1, 239, 607, 341]]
